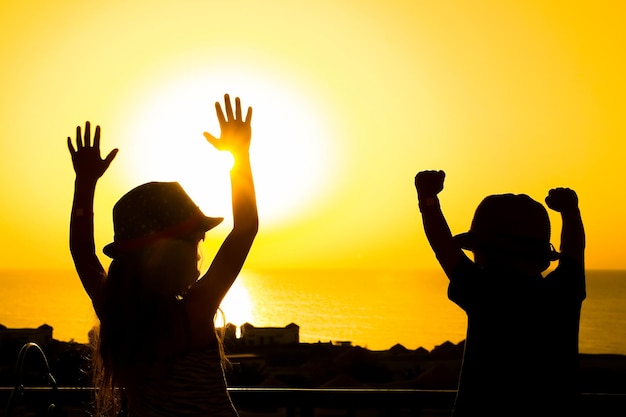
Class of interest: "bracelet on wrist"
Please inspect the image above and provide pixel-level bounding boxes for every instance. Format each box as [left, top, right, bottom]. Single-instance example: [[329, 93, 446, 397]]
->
[[419, 196, 439, 212], [73, 208, 93, 217]]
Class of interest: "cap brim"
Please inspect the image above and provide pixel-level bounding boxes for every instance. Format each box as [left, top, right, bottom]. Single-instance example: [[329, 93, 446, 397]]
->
[[103, 242, 121, 258], [454, 232, 561, 262], [200, 216, 224, 232]]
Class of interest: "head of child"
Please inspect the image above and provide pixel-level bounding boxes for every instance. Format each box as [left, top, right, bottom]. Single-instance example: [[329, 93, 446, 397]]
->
[[103, 182, 223, 298], [454, 194, 558, 274]]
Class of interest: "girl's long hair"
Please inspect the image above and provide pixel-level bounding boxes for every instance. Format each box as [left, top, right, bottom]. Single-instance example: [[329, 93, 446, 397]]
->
[[91, 254, 230, 416], [92, 256, 174, 416]]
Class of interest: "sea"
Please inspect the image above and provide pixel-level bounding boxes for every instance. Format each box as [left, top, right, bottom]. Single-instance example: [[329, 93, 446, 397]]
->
[[0, 268, 625, 355]]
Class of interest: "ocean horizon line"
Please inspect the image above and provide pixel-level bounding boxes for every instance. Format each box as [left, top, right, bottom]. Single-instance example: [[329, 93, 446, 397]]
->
[[1, 269, 625, 355]]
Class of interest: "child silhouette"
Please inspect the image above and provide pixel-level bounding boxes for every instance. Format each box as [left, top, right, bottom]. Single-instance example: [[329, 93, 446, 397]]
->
[[415, 170, 585, 417], [68, 95, 258, 416]]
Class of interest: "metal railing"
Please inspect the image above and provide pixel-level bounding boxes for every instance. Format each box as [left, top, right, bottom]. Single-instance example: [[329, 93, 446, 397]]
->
[[2, 342, 625, 416], [2, 386, 626, 417]]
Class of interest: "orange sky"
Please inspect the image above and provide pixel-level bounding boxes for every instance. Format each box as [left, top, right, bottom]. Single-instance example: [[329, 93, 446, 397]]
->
[[1, 0, 625, 272]]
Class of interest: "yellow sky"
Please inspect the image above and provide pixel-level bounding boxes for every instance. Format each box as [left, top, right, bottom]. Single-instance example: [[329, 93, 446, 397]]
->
[[0, 0, 624, 272]]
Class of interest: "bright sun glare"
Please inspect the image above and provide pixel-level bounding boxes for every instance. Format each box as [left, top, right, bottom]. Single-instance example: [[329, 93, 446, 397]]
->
[[216, 277, 254, 329], [122, 69, 334, 229]]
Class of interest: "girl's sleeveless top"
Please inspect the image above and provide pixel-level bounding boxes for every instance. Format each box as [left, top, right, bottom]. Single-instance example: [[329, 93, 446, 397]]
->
[[127, 343, 238, 417]]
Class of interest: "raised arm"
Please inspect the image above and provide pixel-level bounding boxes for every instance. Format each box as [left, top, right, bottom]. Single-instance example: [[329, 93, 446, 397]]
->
[[545, 187, 585, 269], [68, 122, 118, 313], [415, 170, 464, 277], [190, 95, 258, 310]]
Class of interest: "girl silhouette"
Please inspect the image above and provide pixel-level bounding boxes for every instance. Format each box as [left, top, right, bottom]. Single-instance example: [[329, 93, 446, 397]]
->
[[68, 94, 258, 416]]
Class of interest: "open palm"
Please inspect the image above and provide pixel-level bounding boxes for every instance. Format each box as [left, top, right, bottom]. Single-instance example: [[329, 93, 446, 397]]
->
[[67, 121, 118, 182], [203, 94, 252, 156]]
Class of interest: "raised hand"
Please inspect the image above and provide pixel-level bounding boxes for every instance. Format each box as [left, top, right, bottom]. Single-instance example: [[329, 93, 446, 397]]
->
[[415, 170, 446, 197], [203, 94, 252, 156], [545, 187, 578, 213], [67, 121, 118, 182]]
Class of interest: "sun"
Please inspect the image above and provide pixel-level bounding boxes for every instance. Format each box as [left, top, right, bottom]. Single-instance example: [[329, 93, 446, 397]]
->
[[119, 69, 335, 229]]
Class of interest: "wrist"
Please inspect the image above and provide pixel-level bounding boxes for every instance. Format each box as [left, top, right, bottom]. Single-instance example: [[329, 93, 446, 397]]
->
[[560, 206, 581, 217], [418, 195, 440, 212], [74, 177, 98, 188], [230, 152, 252, 170], [72, 207, 94, 218]]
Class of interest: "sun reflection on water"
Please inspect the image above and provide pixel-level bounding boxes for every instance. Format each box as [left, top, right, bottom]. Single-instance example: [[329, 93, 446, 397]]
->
[[216, 275, 254, 332]]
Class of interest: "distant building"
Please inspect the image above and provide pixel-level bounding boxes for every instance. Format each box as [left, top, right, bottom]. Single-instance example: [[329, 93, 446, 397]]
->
[[0, 324, 53, 349], [220, 323, 238, 345], [240, 322, 299, 346]]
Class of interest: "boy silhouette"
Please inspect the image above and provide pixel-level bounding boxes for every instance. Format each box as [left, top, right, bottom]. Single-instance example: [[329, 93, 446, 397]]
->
[[415, 170, 585, 417]]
